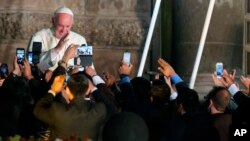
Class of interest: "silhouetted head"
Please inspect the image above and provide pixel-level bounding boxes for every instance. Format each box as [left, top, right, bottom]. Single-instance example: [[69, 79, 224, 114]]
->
[[102, 112, 149, 141], [177, 87, 200, 113]]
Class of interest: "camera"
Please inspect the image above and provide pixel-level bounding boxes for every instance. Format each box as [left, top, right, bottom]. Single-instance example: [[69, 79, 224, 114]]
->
[[16, 48, 25, 64], [216, 62, 223, 78]]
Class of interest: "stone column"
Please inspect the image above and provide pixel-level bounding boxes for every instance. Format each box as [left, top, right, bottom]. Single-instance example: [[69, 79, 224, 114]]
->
[[173, 0, 243, 95]]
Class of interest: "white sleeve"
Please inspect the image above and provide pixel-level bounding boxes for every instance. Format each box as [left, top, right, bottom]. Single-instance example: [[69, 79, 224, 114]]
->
[[228, 84, 240, 97], [92, 75, 105, 85], [38, 49, 60, 71], [170, 91, 178, 101]]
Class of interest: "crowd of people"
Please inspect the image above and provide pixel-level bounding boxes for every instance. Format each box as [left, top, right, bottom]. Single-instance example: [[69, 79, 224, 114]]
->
[[0, 6, 250, 141]]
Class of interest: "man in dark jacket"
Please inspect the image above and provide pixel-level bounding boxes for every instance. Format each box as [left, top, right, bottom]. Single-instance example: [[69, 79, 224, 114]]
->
[[34, 73, 107, 140]]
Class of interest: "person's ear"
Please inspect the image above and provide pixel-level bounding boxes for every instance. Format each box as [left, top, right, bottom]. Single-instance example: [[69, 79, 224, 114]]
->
[[209, 99, 213, 107]]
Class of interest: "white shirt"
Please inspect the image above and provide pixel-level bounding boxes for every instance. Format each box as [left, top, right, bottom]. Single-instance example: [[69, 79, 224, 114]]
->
[[28, 28, 87, 71]]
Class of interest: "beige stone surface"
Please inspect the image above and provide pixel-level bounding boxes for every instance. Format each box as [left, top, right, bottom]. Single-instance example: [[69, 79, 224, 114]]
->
[[85, 0, 150, 16], [0, 0, 86, 15]]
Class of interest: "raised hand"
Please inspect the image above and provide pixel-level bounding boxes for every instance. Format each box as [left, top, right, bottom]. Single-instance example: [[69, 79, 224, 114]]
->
[[0, 79, 5, 87], [50, 74, 66, 94], [102, 71, 116, 87], [118, 61, 133, 76], [222, 69, 234, 87], [54, 33, 69, 53], [22, 59, 34, 80], [85, 66, 97, 77], [62, 44, 78, 63], [240, 76, 250, 95], [212, 71, 226, 87], [157, 58, 176, 77], [12, 56, 21, 76], [164, 76, 176, 93]]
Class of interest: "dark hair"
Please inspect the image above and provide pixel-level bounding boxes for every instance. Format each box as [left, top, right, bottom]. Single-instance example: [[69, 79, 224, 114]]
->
[[131, 77, 151, 99], [149, 79, 171, 104], [177, 87, 200, 112], [67, 73, 89, 97], [205, 86, 230, 112], [102, 112, 148, 141]]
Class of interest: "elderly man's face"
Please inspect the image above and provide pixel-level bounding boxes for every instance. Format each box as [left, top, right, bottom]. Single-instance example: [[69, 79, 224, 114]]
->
[[54, 13, 73, 39]]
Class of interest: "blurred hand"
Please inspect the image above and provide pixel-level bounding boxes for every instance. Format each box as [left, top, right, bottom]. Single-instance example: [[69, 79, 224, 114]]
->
[[44, 70, 53, 82], [212, 71, 226, 87], [61, 86, 74, 103], [68, 66, 80, 75], [0, 79, 5, 87], [230, 69, 236, 81], [86, 80, 95, 96], [118, 61, 132, 76], [164, 76, 176, 93], [240, 76, 250, 95], [222, 69, 234, 87], [50, 74, 66, 94], [62, 44, 78, 63], [12, 56, 21, 76], [103, 71, 116, 86], [54, 33, 69, 53], [85, 66, 97, 77], [22, 59, 34, 80], [157, 58, 176, 77]]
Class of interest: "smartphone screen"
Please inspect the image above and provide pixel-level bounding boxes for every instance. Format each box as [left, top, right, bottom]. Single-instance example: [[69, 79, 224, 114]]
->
[[123, 52, 131, 65], [77, 45, 93, 56], [0, 64, 8, 79], [16, 48, 25, 64], [216, 62, 223, 78], [28, 52, 33, 64], [78, 45, 93, 66]]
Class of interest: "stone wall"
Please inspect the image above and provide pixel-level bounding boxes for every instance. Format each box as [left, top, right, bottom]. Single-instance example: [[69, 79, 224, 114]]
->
[[0, 0, 154, 77], [173, 0, 243, 76], [173, 0, 244, 92]]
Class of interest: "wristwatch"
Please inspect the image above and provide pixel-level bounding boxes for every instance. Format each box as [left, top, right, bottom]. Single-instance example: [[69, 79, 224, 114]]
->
[[58, 60, 67, 66]]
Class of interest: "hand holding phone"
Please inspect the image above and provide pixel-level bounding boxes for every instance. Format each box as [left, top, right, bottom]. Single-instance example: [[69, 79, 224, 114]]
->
[[216, 62, 223, 78], [16, 48, 25, 64], [123, 52, 131, 65]]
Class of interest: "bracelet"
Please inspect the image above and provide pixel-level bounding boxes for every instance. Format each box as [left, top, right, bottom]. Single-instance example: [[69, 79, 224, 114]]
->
[[58, 60, 67, 66]]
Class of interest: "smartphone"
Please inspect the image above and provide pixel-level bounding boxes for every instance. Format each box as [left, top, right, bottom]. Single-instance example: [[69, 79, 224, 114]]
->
[[32, 42, 42, 53], [216, 62, 223, 78], [123, 52, 131, 65], [32, 52, 40, 64], [28, 52, 33, 64], [77, 45, 93, 67], [0, 63, 8, 78], [16, 48, 25, 64]]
